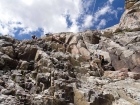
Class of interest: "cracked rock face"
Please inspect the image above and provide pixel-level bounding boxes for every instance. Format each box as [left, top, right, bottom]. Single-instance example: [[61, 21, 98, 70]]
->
[[125, 0, 139, 9], [0, 2, 140, 105], [0, 29, 140, 105]]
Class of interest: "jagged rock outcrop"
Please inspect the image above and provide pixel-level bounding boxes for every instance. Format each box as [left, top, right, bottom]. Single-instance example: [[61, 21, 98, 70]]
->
[[0, 30, 140, 105], [102, 0, 140, 36], [0, 0, 140, 105], [120, 1, 140, 31], [125, 0, 139, 9]]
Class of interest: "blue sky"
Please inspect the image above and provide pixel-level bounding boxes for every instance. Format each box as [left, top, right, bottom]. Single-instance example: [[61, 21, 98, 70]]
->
[[0, 0, 124, 40]]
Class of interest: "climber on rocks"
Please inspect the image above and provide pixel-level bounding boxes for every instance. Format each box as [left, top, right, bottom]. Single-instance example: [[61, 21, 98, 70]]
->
[[94, 54, 104, 72], [90, 53, 104, 76], [99, 54, 105, 66], [32, 35, 37, 40]]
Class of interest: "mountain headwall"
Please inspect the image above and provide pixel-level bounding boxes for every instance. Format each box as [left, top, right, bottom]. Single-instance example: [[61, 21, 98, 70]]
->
[[0, 0, 140, 105]]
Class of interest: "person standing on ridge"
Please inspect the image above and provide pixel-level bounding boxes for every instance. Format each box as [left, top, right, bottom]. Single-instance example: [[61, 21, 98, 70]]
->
[[32, 35, 37, 40]]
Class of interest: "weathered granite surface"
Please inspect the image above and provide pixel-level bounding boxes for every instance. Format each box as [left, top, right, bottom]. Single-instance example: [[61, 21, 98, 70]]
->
[[0, 0, 140, 105]]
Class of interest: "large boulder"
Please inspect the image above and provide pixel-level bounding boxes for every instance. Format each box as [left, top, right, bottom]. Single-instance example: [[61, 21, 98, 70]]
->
[[131, 52, 140, 66], [35, 50, 50, 62], [70, 45, 80, 55], [77, 39, 86, 49], [1, 54, 18, 69], [69, 34, 82, 45], [82, 30, 101, 44], [129, 52, 140, 73], [1, 46, 15, 58], [16, 44, 38, 61], [109, 53, 127, 70], [65, 33, 74, 44], [79, 47, 90, 60]]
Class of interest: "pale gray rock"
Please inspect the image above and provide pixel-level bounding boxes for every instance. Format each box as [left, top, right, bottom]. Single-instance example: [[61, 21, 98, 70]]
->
[[1, 2, 140, 104], [1, 46, 15, 58], [69, 34, 82, 45]]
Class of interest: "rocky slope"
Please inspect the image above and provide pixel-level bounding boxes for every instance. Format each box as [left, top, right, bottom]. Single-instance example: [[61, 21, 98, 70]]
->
[[0, 0, 140, 105]]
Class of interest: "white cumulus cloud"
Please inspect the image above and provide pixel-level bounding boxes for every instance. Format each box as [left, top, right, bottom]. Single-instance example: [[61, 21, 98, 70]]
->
[[91, 0, 120, 29], [83, 15, 93, 28], [0, 0, 83, 36], [0, 0, 123, 38], [94, 5, 111, 22], [97, 19, 107, 29], [109, 0, 114, 4]]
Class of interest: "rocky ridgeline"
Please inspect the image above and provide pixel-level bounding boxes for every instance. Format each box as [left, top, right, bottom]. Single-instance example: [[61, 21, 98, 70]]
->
[[0, 1, 140, 105]]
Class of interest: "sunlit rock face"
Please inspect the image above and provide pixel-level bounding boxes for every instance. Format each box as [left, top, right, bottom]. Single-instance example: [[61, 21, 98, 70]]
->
[[101, 0, 140, 34], [125, 0, 140, 9], [1, 1, 140, 105], [1, 29, 140, 105], [120, 0, 140, 31]]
